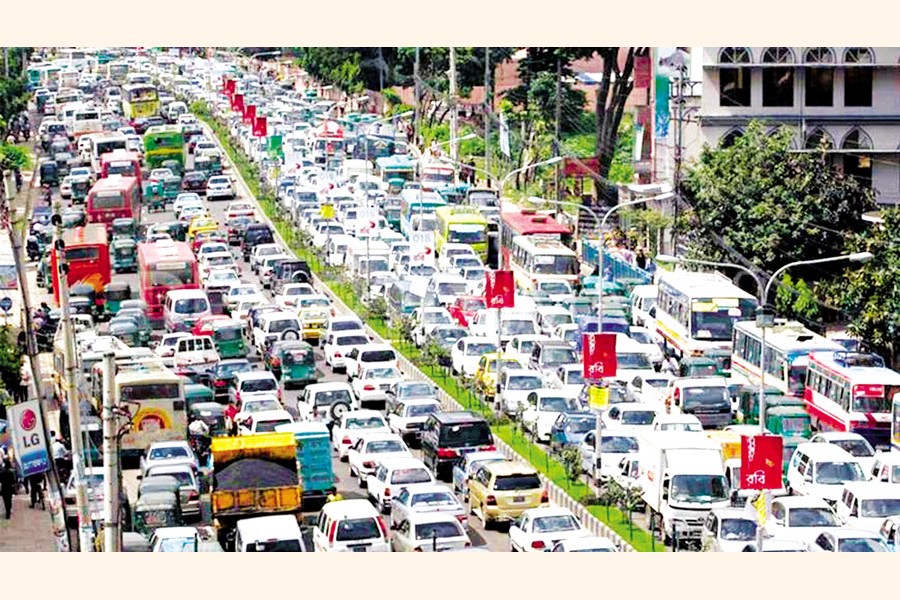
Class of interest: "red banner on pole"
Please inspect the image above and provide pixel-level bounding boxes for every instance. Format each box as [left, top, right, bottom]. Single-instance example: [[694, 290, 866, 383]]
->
[[635, 55, 652, 88], [225, 79, 236, 95], [740, 435, 783, 490], [253, 116, 267, 138], [232, 93, 244, 114], [484, 270, 515, 309], [243, 104, 256, 125], [582, 333, 617, 379]]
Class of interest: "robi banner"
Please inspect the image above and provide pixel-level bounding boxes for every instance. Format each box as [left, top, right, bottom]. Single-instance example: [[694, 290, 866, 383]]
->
[[484, 270, 514, 309], [253, 116, 267, 138], [740, 435, 783, 490], [243, 104, 256, 125], [232, 93, 244, 114], [582, 333, 617, 379]]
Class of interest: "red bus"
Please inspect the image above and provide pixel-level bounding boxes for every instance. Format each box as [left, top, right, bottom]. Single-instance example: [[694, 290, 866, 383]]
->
[[137, 240, 200, 324], [99, 149, 142, 179], [499, 206, 572, 269], [51, 224, 111, 305], [85, 174, 141, 228]]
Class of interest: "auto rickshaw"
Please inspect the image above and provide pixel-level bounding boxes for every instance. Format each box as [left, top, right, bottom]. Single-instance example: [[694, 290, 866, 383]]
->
[[120, 299, 148, 313], [205, 151, 223, 175], [184, 383, 216, 413], [210, 320, 245, 359], [61, 207, 86, 228], [109, 317, 141, 346], [278, 341, 317, 389], [103, 282, 132, 320], [188, 402, 228, 438], [193, 154, 213, 177], [112, 238, 137, 273], [111, 217, 137, 241], [70, 282, 100, 317], [386, 178, 405, 195], [117, 308, 151, 346], [38, 159, 59, 187], [68, 297, 95, 325], [132, 491, 184, 537], [70, 177, 90, 204], [161, 174, 182, 205]]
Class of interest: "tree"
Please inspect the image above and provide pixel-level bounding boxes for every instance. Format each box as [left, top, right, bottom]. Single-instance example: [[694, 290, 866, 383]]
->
[[682, 121, 876, 288]]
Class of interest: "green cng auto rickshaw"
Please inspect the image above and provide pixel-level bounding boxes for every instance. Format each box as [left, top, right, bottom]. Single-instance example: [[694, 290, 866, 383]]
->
[[70, 177, 90, 204], [278, 341, 317, 389], [161, 174, 181, 204], [211, 320, 245, 359], [112, 238, 137, 273], [184, 383, 216, 413], [187, 402, 227, 437], [193, 155, 213, 177], [109, 318, 141, 346], [132, 491, 183, 537], [111, 217, 136, 241], [103, 282, 132, 320], [117, 308, 151, 346]]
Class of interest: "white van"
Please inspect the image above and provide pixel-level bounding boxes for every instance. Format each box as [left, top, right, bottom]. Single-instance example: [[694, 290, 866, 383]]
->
[[786, 443, 867, 505], [312, 499, 390, 552], [629, 284, 657, 328], [235, 515, 306, 552], [163, 289, 212, 333], [166, 101, 187, 123], [836, 481, 900, 533]]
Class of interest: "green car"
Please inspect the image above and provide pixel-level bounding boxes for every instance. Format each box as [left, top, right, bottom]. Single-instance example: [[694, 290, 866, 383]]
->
[[278, 341, 317, 389], [112, 238, 137, 273], [103, 282, 132, 320], [211, 320, 246, 359]]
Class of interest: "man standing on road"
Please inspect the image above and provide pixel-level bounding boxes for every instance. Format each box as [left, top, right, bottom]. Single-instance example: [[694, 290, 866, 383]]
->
[[0, 459, 16, 519], [224, 401, 239, 437]]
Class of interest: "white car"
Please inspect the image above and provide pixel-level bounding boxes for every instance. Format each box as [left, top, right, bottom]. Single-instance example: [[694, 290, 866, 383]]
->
[[176, 204, 207, 223], [250, 243, 284, 273], [390, 512, 471, 552], [808, 432, 879, 475], [323, 331, 370, 372], [224, 284, 260, 313], [625, 372, 674, 404], [139, 441, 198, 478], [226, 200, 255, 215], [238, 409, 294, 436], [535, 306, 574, 337], [347, 433, 412, 487], [274, 283, 316, 309], [389, 483, 467, 530], [258, 254, 291, 289], [206, 175, 235, 200], [230, 372, 281, 406], [521, 390, 579, 443], [550, 536, 618, 552], [366, 457, 435, 513], [332, 410, 392, 461], [450, 337, 498, 378], [324, 316, 366, 339], [602, 402, 659, 430], [497, 368, 545, 416], [252, 311, 302, 355], [352, 366, 405, 408], [233, 395, 283, 429], [153, 332, 191, 366], [196, 241, 230, 261], [508, 507, 591, 552], [437, 244, 478, 272], [547, 363, 587, 399], [387, 398, 443, 441], [765, 496, 842, 545], [412, 307, 454, 348], [343, 344, 398, 381], [296, 382, 358, 424], [203, 268, 241, 291], [809, 528, 889, 552]]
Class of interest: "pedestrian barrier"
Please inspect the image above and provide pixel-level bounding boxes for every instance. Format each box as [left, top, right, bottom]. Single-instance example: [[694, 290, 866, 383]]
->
[[581, 239, 653, 286]]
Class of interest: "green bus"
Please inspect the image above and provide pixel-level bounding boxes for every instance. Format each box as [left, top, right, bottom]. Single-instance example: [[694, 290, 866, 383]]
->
[[143, 125, 185, 170]]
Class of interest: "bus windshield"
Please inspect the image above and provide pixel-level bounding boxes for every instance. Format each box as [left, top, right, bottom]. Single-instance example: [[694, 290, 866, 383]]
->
[[91, 191, 125, 209], [692, 300, 755, 342], [448, 225, 486, 244], [531, 254, 577, 275], [853, 394, 893, 413], [121, 383, 180, 401]]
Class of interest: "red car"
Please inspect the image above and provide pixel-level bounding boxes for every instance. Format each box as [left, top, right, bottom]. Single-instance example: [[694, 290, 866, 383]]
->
[[191, 314, 233, 337], [447, 296, 487, 328]]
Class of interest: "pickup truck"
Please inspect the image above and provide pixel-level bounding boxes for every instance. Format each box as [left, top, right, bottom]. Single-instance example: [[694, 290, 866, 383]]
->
[[209, 433, 303, 551]]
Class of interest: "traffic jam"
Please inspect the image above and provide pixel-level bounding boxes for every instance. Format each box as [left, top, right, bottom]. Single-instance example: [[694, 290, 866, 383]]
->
[[26, 47, 900, 553]]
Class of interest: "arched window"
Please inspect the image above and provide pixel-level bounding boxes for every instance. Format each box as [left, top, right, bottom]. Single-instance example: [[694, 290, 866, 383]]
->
[[719, 48, 752, 107], [804, 128, 834, 150], [804, 48, 835, 107], [720, 128, 744, 149], [841, 128, 873, 188], [844, 48, 874, 107], [762, 47, 794, 107]]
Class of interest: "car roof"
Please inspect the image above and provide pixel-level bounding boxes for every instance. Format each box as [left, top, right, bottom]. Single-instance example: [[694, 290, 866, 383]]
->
[[321, 498, 380, 518], [345, 409, 385, 418], [237, 371, 277, 381], [148, 441, 191, 450], [484, 461, 536, 477], [152, 527, 198, 540], [557, 536, 617, 550], [522, 506, 576, 518], [405, 511, 464, 525], [249, 409, 293, 421], [794, 443, 857, 461], [377, 456, 428, 469], [430, 411, 487, 424], [773, 496, 834, 509], [306, 382, 354, 392]]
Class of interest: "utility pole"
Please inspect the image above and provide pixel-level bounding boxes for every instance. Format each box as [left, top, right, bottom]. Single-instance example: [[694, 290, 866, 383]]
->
[[101, 351, 120, 552], [448, 47, 459, 178], [483, 47, 491, 187], [672, 53, 686, 255], [413, 47, 421, 149], [554, 54, 562, 204], [53, 215, 94, 552], [8, 213, 70, 552]]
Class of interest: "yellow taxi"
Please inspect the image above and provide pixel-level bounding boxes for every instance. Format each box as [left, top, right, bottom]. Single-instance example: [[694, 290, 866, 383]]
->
[[466, 461, 548, 528], [474, 353, 526, 399], [187, 215, 219, 244], [298, 306, 330, 344]]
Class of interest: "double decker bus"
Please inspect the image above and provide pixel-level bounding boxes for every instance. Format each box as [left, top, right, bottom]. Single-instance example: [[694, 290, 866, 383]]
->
[[499, 205, 572, 270], [509, 235, 579, 292], [50, 224, 111, 304], [85, 175, 141, 227], [121, 83, 160, 120], [137, 240, 200, 325], [805, 351, 900, 451], [731, 320, 845, 397], [399, 189, 446, 238], [655, 270, 758, 360], [99, 149, 142, 179], [92, 360, 186, 459], [143, 124, 185, 170], [435, 206, 489, 261]]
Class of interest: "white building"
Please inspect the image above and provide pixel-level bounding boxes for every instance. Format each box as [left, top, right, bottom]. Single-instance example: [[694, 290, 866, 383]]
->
[[699, 47, 900, 205]]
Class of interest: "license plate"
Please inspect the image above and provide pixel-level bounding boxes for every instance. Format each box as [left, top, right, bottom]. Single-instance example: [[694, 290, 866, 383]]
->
[[349, 544, 369, 552], [380, 384, 390, 390], [513, 496, 525, 503]]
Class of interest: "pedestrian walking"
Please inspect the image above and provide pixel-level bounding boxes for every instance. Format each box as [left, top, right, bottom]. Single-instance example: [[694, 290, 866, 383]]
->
[[27, 472, 44, 509], [0, 459, 16, 519]]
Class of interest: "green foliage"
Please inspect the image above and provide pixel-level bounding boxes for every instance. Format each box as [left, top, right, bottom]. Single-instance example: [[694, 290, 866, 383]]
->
[[774, 273, 820, 321], [0, 326, 23, 396], [561, 446, 582, 482], [0, 144, 31, 171]]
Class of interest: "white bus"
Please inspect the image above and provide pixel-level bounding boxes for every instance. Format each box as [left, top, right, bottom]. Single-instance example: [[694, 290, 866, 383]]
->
[[731, 320, 845, 397], [89, 132, 128, 173], [509, 235, 579, 292], [655, 270, 757, 360], [806, 351, 899, 452], [72, 106, 102, 139]]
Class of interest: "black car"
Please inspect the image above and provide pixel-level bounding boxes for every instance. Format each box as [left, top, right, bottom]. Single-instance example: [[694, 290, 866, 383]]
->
[[203, 358, 253, 399], [225, 216, 253, 246], [271, 259, 311, 294], [181, 171, 208, 194], [421, 412, 494, 481], [133, 116, 166, 134], [240, 224, 275, 261]]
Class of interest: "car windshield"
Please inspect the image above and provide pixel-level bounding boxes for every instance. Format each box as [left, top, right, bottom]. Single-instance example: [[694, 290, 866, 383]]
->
[[366, 440, 406, 454], [423, 312, 452, 325], [563, 370, 585, 385], [414, 521, 462, 540], [467, 343, 497, 356], [391, 468, 431, 484], [508, 376, 542, 391], [173, 298, 208, 314], [538, 397, 573, 412], [407, 404, 439, 417], [543, 348, 578, 365], [494, 474, 541, 491], [256, 419, 292, 433], [437, 282, 467, 296], [533, 515, 580, 533], [245, 539, 303, 552], [720, 518, 757, 541], [669, 475, 729, 503], [411, 492, 456, 507], [565, 417, 596, 434], [242, 379, 276, 393], [601, 436, 639, 453], [501, 320, 536, 336], [859, 498, 900, 518], [365, 367, 400, 379], [335, 518, 380, 542], [543, 313, 573, 328], [313, 390, 352, 406], [617, 353, 652, 370], [346, 417, 386, 429], [540, 282, 571, 295], [831, 439, 875, 458], [361, 350, 396, 362], [333, 320, 363, 331], [159, 537, 198, 552], [435, 328, 466, 343], [397, 383, 433, 399], [149, 447, 189, 461], [787, 508, 839, 527], [682, 386, 729, 408], [440, 422, 492, 448], [337, 335, 369, 346], [409, 265, 435, 277], [217, 361, 251, 377], [814, 461, 865, 485], [621, 411, 655, 425], [837, 538, 886, 552], [630, 331, 654, 345]]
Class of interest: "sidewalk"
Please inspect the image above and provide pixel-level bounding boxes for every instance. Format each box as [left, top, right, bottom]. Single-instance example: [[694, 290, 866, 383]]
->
[[0, 492, 59, 551]]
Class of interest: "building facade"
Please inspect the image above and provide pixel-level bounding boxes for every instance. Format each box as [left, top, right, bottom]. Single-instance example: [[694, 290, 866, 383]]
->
[[699, 47, 900, 205]]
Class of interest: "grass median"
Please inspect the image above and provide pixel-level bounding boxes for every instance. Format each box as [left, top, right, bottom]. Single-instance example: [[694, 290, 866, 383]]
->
[[194, 107, 663, 552]]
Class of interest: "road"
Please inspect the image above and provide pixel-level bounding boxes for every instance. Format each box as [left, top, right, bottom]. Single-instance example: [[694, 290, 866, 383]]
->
[[110, 130, 512, 552]]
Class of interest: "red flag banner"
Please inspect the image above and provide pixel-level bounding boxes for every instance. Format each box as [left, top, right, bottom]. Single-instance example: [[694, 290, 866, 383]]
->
[[563, 157, 600, 178], [253, 116, 267, 138], [243, 104, 256, 125], [740, 435, 783, 490], [225, 79, 236, 95], [233, 93, 244, 114], [635, 54, 652, 88], [582, 333, 617, 379], [484, 270, 515, 309]]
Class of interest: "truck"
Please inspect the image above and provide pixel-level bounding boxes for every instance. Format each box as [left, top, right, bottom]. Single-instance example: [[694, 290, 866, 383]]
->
[[276, 421, 337, 505], [209, 433, 303, 550], [636, 431, 730, 548]]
